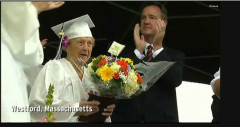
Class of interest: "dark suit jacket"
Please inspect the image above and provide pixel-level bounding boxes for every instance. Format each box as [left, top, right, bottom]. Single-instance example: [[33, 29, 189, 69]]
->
[[112, 47, 185, 122], [211, 95, 220, 123]]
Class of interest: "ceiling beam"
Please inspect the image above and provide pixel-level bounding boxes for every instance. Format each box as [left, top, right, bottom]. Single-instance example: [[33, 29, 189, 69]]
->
[[168, 14, 220, 19], [184, 64, 213, 78], [185, 55, 220, 60]]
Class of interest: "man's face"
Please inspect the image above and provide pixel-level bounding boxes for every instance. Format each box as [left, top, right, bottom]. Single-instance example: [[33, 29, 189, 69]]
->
[[140, 5, 163, 37], [66, 37, 94, 63]]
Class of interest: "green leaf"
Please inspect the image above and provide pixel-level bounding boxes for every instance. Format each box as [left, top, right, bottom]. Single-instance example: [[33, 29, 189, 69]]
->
[[109, 79, 121, 89]]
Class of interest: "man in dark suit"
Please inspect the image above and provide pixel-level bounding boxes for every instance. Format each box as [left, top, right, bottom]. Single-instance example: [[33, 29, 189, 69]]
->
[[111, 2, 185, 122]]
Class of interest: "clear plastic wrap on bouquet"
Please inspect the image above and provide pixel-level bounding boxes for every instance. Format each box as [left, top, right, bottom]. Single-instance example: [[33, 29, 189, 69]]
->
[[133, 61, 175, 94]]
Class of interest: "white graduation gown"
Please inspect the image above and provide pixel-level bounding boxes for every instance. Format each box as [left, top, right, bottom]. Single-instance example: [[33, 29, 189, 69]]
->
[[29, 58, 98, 122], [1, 2, 43, 122]]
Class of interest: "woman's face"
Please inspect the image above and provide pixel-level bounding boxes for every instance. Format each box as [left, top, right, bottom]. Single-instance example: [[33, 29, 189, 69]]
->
[[65, 37, 94, 64]]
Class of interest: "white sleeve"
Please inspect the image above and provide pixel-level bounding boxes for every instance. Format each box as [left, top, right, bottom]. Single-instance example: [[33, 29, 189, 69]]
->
[[29, 60, 79, 122], [210, 68, 220, 89], [1, 43, 31, 122], [24, 65, 43, 88], [134, 49, 145, 60], [1, 2, 43, 67]]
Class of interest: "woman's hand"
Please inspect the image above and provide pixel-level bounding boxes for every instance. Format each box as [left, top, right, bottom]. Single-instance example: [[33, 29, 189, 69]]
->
[[74, 100, 100, 116], [102, 104, 116, 119], [32, 1, 65, 14], [41, 39, 48, 49]]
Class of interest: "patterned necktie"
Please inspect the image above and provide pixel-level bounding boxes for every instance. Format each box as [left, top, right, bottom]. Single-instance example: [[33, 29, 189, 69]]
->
[[147, 45, 153, 61]]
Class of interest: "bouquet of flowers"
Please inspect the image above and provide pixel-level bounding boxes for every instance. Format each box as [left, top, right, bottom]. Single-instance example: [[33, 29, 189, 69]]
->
[[79, 55, 142, 122], [87, 55, 143, 99]]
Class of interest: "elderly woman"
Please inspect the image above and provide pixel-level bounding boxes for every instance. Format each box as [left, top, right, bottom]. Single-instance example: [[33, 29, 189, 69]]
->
[[29, 15, 115, 122]]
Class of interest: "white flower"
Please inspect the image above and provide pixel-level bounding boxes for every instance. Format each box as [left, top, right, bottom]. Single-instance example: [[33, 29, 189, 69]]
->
[[123, 70, 140, 97], [129, 70, 138, 83], [88, 62, 94, 74], [119, 71, 128, 83], [110, 62, 121, 73], [123, 79, 139, 97]]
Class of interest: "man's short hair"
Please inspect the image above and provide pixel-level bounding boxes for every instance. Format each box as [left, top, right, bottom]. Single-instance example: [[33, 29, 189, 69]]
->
[[141, 2, 168, 20]]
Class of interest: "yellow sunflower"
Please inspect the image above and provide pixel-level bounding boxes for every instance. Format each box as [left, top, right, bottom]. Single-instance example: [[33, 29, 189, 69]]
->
[[96, 65, 114, 82]]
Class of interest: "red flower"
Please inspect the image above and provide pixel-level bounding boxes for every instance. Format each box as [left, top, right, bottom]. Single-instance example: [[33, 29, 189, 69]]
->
[[97, 58, 107, 67], [117, 60, 128, 75], [124, 71, 128, 76], [114, 72, 120, 80], [43, 117, 48, 122], [88, 90, 93, 95], [136, 73, 143, 85], [37, 117, 56, 122]]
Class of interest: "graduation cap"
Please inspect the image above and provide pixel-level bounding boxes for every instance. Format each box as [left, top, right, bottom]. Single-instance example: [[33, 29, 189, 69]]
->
[[51, 14, 95, 39], [51, 14, 95, 59]]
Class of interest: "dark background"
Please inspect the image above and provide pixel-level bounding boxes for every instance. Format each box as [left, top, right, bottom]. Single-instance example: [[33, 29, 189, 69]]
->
[[38, 1, 220, 84]]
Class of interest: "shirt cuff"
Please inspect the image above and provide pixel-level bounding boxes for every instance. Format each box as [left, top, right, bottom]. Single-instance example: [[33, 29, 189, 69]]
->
[[134, 49, 145, 60]]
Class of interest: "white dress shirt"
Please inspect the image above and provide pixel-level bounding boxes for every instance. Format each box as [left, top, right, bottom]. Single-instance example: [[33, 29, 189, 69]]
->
[[134, 43, 164, 60], [210, 68, 220, 99]]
